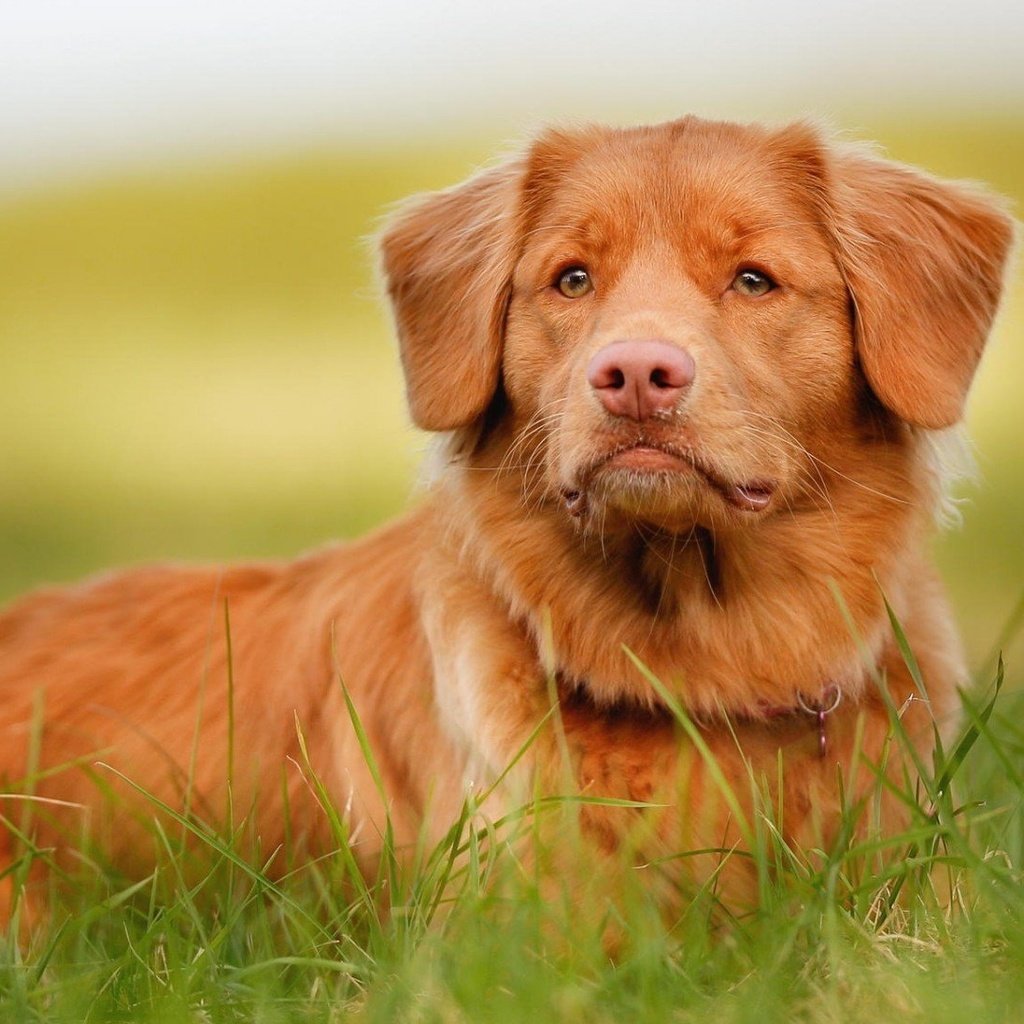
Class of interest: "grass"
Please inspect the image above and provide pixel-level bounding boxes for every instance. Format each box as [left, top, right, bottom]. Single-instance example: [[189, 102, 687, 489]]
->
[[2, 619, 1023, 1023]]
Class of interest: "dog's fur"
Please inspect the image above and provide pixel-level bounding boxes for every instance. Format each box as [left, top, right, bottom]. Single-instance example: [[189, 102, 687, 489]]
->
[[0, 116, 1014, 919]]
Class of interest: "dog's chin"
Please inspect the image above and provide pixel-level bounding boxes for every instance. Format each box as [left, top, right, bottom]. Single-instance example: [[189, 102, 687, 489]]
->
[[571, 446, 776, 531], [574, 444, 709, 528], [589, 465, 712, 530]]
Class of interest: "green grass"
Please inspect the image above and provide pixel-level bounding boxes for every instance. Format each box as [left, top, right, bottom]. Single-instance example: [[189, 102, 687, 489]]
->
[[1, 638, 1023, 1023]]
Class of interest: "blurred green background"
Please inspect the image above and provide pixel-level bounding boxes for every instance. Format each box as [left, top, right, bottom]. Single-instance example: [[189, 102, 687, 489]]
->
[[1, 1, 1022, 679], [1, 117, 1021, 675]]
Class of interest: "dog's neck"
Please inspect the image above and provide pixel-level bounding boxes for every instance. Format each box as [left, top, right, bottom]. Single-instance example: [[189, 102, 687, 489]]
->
[[438, 431, 933, 720]]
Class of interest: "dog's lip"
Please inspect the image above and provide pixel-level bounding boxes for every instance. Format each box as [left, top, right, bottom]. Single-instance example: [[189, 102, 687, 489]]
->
[[602, 445, 693, 473], [589, 441, 776, 513], [725, 481, 775, 512]]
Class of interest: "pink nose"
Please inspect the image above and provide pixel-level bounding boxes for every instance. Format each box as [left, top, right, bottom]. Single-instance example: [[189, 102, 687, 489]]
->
[[586, 340, 696, 421]]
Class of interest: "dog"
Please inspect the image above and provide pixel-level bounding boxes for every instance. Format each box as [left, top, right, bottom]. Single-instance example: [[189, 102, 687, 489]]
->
[[0, 116, 1014, 921]]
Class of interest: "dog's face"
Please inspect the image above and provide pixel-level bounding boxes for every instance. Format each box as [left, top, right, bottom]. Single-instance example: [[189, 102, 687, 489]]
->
[[383, 118, 1012, 534], [502, 125, 852, 532]]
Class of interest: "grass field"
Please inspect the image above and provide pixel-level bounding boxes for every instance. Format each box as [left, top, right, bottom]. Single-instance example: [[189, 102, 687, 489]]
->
[[1, 116, 1023, 1020], [1, 659, 1022, 1021]]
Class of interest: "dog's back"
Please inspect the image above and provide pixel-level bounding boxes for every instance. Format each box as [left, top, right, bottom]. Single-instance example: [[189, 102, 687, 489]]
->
[[0, 507, 464, 911]]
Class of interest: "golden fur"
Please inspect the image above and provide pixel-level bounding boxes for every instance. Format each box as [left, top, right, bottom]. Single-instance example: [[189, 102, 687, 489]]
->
[[0, 116, 1014, 920]]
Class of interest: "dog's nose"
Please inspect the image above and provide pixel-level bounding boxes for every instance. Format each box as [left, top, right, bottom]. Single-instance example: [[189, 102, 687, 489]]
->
[[586, 340, 696, 421]]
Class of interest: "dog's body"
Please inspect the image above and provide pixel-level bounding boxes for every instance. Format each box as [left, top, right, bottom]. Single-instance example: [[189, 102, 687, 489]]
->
[[0, 117, 1013, 917]]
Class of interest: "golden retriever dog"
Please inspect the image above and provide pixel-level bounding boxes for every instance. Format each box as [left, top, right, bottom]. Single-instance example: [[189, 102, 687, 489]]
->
[[0, 116, 1014, 921]]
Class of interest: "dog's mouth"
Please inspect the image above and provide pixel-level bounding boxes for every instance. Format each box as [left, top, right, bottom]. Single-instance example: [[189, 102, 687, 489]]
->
[[567, 441, 776, 515]]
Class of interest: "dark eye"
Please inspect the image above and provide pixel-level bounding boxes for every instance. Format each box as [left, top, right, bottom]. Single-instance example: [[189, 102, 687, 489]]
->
[[556, 266, 593, 298], [732, 268, 776, 297]]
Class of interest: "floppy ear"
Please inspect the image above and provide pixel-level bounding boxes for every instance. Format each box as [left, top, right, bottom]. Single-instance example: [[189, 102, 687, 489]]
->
[[825, 148, 1015, 428], [380, 160, 523, 431]]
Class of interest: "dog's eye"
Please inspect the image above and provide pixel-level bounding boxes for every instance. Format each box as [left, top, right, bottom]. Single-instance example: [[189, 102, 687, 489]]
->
[[732, 269, 776, 297], [556, 266, 593, 298]]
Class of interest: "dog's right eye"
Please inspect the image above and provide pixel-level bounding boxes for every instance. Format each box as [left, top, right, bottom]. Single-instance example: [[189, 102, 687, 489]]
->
[[556, 266, 593, 298]]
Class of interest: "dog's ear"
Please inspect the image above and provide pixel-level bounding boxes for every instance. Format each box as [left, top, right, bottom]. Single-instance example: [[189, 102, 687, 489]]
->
[[380, 160, 523, 431], [825, 145, 1014, 428]]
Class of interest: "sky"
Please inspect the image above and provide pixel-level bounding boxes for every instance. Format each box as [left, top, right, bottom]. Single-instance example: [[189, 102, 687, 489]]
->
[[3, 0, 1023, 188]]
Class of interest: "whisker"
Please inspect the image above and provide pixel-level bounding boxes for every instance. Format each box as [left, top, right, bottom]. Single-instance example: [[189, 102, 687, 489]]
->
[[743, 411, 910, 506]]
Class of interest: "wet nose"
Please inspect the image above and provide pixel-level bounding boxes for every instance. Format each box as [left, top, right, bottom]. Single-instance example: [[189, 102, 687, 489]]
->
[[586, 340, 696, 421]]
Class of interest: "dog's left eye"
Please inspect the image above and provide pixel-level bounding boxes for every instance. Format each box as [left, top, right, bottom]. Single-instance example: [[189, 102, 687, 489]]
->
[[732, 269, 776, 297]]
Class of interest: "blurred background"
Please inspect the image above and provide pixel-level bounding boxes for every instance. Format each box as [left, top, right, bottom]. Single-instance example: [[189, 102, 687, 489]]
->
[[1, 1, 1021, 675]]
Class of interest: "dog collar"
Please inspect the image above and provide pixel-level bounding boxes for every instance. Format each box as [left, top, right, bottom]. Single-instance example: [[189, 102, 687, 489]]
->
[[558, 672, 845, 760], [758, 684, 843, 758]]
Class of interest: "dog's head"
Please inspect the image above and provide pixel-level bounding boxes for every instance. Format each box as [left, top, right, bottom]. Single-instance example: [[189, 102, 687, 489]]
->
[[381, 118, 1013, 533]]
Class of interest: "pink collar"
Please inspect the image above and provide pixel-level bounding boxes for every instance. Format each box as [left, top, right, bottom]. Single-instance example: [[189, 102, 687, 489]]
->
[[758, 684, 843, 758], [557, 674, 845, 759]]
